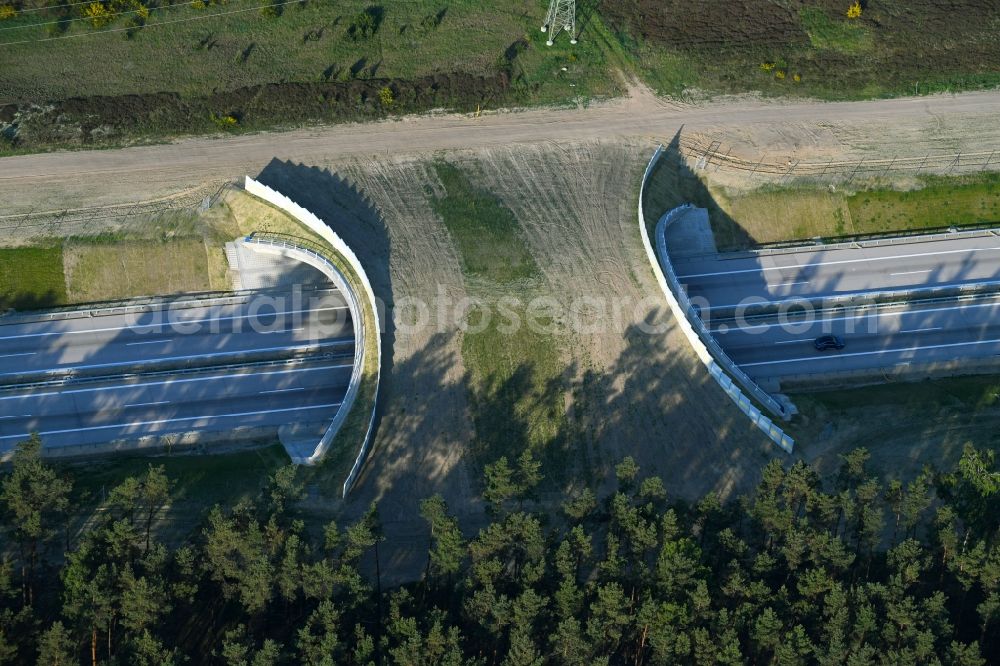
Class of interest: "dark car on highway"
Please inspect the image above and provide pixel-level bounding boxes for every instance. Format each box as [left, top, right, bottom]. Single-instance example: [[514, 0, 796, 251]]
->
[[814, 335, 845, 351]]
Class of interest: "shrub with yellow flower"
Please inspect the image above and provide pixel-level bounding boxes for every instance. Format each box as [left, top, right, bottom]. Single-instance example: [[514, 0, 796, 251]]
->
[[82, 2, 113, 28], [0, 5, 17, 20], [846, 2, 862, 19]]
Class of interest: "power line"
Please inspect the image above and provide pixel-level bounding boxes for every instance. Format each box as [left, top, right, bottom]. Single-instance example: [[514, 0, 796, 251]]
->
[[0, 0, 244, 32], [0, 0, 299, 45]]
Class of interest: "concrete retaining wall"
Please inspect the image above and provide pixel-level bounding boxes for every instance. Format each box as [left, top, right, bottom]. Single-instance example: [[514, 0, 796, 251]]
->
[[244, 177, 382, 497], [638, 147, 794, 454], [239, 240, 365, 462]]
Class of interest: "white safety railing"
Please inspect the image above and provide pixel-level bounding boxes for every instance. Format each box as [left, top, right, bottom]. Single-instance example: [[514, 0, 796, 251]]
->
[[737, 226, 1000, 258], [638, 146, 794, 453], [243, 177, 382, 497]]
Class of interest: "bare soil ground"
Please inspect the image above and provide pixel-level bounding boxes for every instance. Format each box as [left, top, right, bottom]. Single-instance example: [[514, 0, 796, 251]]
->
[[3, 83, 1000, 204], [290, 143, 778, 511], [462, 142, 774, 497], [684, 109, 1000, 195]]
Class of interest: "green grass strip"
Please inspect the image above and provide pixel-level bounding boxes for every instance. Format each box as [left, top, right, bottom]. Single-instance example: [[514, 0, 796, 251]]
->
[[0, 246, 67, 310]]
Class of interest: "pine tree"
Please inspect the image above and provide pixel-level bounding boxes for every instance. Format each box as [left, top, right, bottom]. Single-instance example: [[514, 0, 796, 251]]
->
[[0, 435, 71, 608], [35, 622, 76, 666], [296, 600, 340, 666], [484, 457, 517, 515], [420, 495, 465, 585]]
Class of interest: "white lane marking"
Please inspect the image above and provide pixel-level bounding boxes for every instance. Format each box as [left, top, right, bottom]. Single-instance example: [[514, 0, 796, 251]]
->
[[701, 276, 1000, 310], [677, 246, 1000, 279], [769, 281, 809, 287], [124, 400, 169, 408], [0, 338, 353, 379], [126, 340, 164, 346], [0, 362, 353, 402], [260, 388, 305, 394], [890, 269, 933, 276], [0, 352, 35, 359], [0, 402, 343, 442], [0, 305, 349, 342], [710, 297, 1000, 332], [740, 336, 1000, 368], [0, 414, 31, 420], [775, 339, 809, 345], [900, 327, 943, 333]]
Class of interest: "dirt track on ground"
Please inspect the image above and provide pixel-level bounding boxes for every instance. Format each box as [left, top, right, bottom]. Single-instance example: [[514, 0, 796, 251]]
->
[[2, 84, 1000, 213], [264, 142, 777, 583]]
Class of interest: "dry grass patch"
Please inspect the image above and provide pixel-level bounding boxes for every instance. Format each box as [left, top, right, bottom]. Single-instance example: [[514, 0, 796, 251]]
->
[[226, 189, 329, 247], [715, 188, 854, 246], [64, 239, 214, 302]]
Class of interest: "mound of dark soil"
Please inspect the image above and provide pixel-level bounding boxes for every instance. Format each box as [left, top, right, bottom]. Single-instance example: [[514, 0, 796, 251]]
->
[[599, 0, 808, 50], [599, 0, 1000, 97], [0, 71, 509, 150]]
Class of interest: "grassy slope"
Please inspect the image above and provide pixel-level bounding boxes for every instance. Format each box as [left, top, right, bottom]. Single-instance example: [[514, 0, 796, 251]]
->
[[0, 206, 237, 310], [790, 375, 1000, 479], [604, 0, 1000, 100], [848, 173, 1000, 235], [0, 246, 67, 309], [64, 238, 215, 302], [712, 172, 1000, 248], [0, 0, 620, 105], [70, 445, 290, 514], [429, 161, 568, 474]]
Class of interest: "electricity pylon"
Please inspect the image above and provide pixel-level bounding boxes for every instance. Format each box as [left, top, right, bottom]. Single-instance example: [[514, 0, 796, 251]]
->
[[541, 0, 576, 46]]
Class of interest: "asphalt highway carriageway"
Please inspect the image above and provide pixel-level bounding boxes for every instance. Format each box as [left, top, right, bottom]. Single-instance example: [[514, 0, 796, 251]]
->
[[0, 287, 355, 454], [670, 232, 1000, 380], [674, 234, 1000, 311]]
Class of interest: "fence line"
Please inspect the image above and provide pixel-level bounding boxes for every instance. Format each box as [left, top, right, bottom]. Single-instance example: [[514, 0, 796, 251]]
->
[[678, 137, 1000, 182], [0, 181, 230, 241]]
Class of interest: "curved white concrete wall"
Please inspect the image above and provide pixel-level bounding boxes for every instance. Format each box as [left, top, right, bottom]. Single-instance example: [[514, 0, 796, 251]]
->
[[637, 147, 794, 454], [244, 177, 382, 497], [239, 241, 366, 464]]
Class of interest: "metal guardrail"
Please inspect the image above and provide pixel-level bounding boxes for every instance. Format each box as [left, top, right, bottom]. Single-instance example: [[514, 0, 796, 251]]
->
[[0, 290, 277, 326], [703, 275, 1000, 321], [639, 146, 794, 453], [710, 289, 1000, 326], [731, 224, 1000, 259], [0, 352, 354, 395]]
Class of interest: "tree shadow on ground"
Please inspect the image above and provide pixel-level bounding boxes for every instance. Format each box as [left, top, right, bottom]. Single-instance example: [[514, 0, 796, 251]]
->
[[339, 305, 779, 585], [0, 288, 64, 311]]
